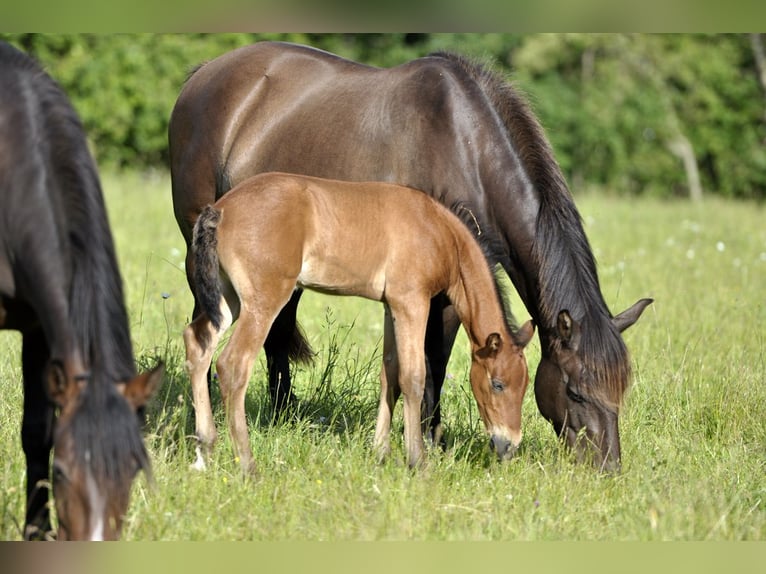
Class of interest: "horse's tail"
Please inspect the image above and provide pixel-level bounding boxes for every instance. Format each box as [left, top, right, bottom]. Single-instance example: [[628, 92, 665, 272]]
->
[[289, 322, 314, 365], [192, 205, 224, 330]]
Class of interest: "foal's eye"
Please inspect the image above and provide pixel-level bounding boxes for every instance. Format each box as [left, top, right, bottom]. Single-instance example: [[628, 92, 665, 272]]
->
[[491, 378, 505, 392]]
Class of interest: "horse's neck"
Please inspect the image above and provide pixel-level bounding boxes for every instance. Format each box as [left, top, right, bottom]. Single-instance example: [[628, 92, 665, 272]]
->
[[481, 142, 608, 343], [446, 235, 508, 349]]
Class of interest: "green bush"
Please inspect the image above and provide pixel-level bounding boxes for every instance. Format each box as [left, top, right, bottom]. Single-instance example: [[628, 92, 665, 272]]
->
[[3, 33, 764, 199]]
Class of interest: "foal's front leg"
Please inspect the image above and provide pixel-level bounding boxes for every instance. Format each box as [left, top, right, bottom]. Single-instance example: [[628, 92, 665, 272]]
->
[[373, 306, 400, 463], [389, 301, 429, 469]]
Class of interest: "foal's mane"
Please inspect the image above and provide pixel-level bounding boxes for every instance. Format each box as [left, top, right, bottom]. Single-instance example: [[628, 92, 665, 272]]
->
[[449, 200, 523, 344], [11, 44, 149, 479], [432, 51, 631, 408]]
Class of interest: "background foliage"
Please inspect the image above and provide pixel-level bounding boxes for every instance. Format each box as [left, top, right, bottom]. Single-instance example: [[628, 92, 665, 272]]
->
[[2, 33, 765, 199]]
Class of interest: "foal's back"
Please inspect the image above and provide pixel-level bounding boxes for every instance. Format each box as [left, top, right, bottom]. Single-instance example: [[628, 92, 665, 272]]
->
[[215, 172, 463, 301]]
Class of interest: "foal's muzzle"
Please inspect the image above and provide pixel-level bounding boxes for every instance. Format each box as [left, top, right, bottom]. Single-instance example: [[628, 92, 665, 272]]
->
[[489, 434, 518, 461]]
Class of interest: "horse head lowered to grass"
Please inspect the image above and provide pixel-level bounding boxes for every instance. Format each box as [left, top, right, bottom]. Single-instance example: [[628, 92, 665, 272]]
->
[[0, 42, 163, 540], [169, 41, 651, 471], [183, 172, 534, 472]]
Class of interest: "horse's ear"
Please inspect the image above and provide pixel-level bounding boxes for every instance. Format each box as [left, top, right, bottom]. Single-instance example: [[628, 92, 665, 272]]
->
[[119, 362, 164, 411], [556, 310, 581, 350], [516, 320, 535, 348], [612, 298, 653, 333], [46, 359, 84, 408], [477, 333, 503, 359]]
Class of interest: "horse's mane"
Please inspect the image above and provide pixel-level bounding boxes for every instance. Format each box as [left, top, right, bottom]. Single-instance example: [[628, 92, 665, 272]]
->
[[8, 43, 147, 478], [432, 51, 631, 408]]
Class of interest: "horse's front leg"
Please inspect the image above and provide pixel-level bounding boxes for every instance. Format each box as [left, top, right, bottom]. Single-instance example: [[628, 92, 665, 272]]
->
[[423, 294, 460, 449], [21, 329, 55, 540]]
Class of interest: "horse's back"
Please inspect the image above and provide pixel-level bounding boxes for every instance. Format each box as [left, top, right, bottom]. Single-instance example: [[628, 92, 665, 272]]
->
[[169, 42, 496, 242]]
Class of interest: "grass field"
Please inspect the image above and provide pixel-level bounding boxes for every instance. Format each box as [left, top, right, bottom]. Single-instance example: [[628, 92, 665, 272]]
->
[[1, 170, 764, 541]]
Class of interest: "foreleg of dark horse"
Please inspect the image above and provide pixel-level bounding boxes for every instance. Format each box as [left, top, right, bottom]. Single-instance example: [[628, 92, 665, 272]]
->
[[263, 289, 304, 416], [423, 295, 460, 449], [21, 329, 55, 540]]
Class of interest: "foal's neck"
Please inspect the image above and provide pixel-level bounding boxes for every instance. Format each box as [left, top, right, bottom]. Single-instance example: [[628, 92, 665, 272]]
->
[[446, 234, 509, 349]]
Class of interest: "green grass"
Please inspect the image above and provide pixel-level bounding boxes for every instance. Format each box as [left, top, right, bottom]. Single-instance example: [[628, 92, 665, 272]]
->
[[1, 170, 764, 540]]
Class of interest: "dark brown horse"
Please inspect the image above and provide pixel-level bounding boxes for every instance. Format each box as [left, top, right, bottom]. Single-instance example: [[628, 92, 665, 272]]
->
[[169, 41, 652, 472], [184, 172, 534, 472], [0, 42, 163, 540]]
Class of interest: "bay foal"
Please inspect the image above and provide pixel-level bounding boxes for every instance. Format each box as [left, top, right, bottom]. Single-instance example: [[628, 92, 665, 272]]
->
[[184, 172, 533, 473]]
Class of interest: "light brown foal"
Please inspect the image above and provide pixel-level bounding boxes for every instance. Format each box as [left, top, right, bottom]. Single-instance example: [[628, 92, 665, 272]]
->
[[183, 172, 534, 473]]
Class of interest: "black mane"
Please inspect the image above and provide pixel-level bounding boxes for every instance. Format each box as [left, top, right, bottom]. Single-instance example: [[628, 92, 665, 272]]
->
[[4, 42, 145, 477], [434, 51, 631, 407]]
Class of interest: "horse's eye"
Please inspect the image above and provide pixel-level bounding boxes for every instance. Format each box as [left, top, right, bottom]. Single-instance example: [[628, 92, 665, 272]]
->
[[566, 386, 586, 404], [491, 378, 505, 392], [52, 464, 68, 484]]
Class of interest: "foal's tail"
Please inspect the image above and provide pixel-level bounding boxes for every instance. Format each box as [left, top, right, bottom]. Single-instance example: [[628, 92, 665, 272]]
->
[[192, 205, 224, 330]]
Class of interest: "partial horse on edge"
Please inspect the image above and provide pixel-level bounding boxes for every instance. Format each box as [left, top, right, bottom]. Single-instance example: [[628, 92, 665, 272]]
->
[[0, 42, 162, 540]]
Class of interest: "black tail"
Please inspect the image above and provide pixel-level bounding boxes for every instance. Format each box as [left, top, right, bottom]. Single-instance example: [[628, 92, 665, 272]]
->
[[192, 205, 224, 330], [289, 322, 315, 365]]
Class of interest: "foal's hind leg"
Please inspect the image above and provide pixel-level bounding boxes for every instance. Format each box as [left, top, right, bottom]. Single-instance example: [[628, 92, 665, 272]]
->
[[184, 308, 231, 471], [216, 285, 295, 475], [21, 329, 55, 540]]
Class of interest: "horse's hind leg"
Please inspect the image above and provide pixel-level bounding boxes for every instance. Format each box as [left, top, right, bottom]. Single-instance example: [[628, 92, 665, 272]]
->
[[263, 288, 304, 416], [21, 329, 55, 540]]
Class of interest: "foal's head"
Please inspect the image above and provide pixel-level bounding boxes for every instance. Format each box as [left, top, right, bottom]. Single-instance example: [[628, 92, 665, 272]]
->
[[46, 360, 163, 540], [469, 320, 535, 461]]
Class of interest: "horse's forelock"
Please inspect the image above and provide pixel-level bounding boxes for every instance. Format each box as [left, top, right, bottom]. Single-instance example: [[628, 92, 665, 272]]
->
[[68, 381, 150, 485]]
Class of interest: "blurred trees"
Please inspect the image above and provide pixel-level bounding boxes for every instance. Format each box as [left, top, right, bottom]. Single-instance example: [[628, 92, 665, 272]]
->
[[2, 33, 764, 199]]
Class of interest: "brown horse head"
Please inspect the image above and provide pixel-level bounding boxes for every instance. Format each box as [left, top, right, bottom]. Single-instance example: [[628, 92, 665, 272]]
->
[[534, 299, 652, 472], [46, 359, 163, 540], [469, 320, 535, 461]]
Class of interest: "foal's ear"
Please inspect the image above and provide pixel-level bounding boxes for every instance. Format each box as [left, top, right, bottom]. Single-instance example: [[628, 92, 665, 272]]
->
[[476, 333, 503, 359], [118, 362, 164, 411], [46, 359, 85, 409]]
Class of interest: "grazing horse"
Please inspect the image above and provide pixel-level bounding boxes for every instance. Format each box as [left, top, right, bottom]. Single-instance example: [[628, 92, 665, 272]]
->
[[183, 172, 534, 472], [0, 42, 163, 540], [169, 41, 652, 472]]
